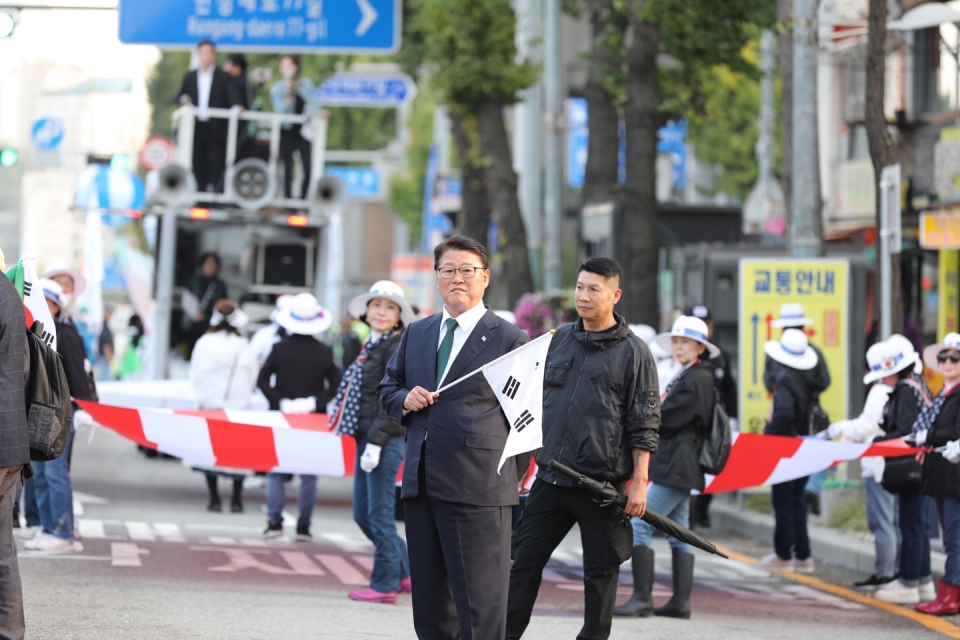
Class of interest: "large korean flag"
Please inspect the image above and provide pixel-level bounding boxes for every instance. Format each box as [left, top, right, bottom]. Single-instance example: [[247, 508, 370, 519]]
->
[[483, 332, 554, 472], [7, 259, 57, 350]]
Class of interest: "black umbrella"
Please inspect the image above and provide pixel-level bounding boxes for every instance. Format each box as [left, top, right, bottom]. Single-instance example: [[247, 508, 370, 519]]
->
[[547, 460, 729, 559]]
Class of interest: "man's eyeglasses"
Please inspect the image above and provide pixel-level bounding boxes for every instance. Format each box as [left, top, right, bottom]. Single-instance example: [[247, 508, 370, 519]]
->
[[436, 266, 483, 279], [937, 351, 960, 364]]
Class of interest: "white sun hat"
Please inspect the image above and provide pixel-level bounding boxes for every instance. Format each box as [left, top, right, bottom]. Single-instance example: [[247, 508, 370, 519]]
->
[[269, 293, 297, 322], [764, 328, 818, 371], [42, 262, 87, 296], [923, 332, 960, 371], [771, 302, 814, 329], [863, 339, 920, 384], [347, 280, 417, 327], [653, 316, 720, 358], [276, 292, 333, 335], [887, 334, 924, 375]]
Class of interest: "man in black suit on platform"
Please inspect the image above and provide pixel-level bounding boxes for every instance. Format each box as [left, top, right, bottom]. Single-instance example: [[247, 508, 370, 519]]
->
[[176, 40, 239, 192], [0, 255, 29, 638], [379, 236, 530, 640]]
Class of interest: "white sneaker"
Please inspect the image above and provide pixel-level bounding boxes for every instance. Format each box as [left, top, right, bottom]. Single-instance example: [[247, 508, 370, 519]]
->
[[18, 525, 41, 540], [794, 558, 815, 574], [919, 580, 937, 602], [26, 533, 82, 553], [874, 579, 920, 605], [755, 553, 795, 571]]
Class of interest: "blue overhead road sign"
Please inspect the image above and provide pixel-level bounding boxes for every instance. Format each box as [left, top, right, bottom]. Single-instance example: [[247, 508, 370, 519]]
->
[[315, 74, 415, 107], [118, 0, 401, 54], [326, 166, 382, 199]]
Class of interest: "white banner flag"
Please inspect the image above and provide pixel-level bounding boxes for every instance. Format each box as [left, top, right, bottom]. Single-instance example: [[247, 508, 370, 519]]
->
[[482, 332, 553, 472]]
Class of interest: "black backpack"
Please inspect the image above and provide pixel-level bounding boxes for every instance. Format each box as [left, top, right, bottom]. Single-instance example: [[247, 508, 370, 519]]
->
[[700, 389, 732, 475], [23, 321, 72, 461]]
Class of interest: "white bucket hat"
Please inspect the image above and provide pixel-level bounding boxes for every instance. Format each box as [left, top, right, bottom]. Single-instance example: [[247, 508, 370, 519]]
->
[[863, 339, 920, 384], [923, 332, 960, 371], [887, 334, 923, 375], [276, 293, 333, 335], [653, 316, 720, 358], [764, 328, 818, 371], [42, 262, 87, 296], [771, 302, 814, 329], [347, 280, 417, 327], [39, 278, 63, 307]]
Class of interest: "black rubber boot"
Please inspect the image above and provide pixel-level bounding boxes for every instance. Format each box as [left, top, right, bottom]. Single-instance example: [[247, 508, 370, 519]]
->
[[654, 549, 694, 620], [614, 546, 655, 617], [231, 479, 244, 513], [206, 474, 221, 512]]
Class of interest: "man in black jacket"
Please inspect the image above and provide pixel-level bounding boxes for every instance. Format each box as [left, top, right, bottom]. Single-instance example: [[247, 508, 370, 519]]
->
[[0, 264, 29, 637], [257, 293, 341, 542], [506, 258, 661, 640], [176, 40, 239, 192]]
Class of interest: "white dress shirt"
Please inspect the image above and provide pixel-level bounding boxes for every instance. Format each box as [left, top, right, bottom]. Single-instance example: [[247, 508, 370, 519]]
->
[[437, 301, 488, 386], [197, 65, 214, 121]]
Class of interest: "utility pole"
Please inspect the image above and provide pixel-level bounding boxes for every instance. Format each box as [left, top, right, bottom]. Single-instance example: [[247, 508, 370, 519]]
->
[[791, 0, 820, 257], [543, 0, 563, 291], [513, 0, 543, 289]]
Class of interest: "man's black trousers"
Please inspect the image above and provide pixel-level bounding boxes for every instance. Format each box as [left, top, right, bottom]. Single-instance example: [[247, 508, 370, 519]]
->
[[507, 480, 633, 640], [191, 121, 227, 193]]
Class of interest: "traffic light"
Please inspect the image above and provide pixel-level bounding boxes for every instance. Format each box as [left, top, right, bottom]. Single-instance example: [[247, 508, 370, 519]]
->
[[0, 10, 18, 39], [0, 148, 17, 167]]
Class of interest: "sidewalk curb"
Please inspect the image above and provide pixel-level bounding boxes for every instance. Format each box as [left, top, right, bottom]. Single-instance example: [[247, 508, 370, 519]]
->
[[712, 499, 948, 575]]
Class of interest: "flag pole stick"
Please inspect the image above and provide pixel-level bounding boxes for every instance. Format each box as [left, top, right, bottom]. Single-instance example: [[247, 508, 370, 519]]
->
[[435, 330, 555, 395]]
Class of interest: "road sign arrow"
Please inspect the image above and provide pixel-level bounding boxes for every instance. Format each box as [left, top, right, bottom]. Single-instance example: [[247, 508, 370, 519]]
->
[[356, 0, 379, 36]]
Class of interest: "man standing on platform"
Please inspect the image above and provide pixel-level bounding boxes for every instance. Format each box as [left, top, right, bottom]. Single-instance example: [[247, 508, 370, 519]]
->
[[379, 236, 530, 640]]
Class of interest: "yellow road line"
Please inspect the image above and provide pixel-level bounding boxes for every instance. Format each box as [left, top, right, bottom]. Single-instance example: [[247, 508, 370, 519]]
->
[[714, 545, 960, 639]]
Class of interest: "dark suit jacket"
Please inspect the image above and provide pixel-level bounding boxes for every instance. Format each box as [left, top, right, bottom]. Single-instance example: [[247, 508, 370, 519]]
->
[[0, 277, 29, 468], [379, 308, 529, 507], [257, 334, 342, 411], [176, 67, 238, 140]]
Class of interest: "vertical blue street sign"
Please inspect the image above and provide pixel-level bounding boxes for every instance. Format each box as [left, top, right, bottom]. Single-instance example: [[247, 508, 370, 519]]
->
[[118, 0, 401, 54]]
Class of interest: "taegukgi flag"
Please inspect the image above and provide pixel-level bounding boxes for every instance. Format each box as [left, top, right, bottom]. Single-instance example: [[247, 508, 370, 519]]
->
[[482, 332, 553, 472], [6, 259, 57, 350]]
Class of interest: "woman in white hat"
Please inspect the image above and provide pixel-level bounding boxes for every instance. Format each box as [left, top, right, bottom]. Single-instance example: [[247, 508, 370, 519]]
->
[[333, 281, 415, 604], [188, 299, 259, 513], [42, 262, 87, 312], [616, 316, 717, 620], [764, 302, 831, 398], [830, 339, 928, 594], [257, 292, 342, 542], [756, 329, 819, 573], [249, 293, 296, 366]]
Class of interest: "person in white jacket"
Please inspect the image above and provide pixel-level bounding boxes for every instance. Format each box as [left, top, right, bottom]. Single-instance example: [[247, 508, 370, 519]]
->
[[828, 336, 921, 591], [188, 300, 259, 513]]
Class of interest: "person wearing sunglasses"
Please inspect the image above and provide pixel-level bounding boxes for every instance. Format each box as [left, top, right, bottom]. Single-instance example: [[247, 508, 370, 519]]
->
[[908, 334, 960, 615]]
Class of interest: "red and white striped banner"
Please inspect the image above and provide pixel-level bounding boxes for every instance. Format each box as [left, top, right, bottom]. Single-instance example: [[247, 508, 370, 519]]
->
[[80, 401, 924, 490]]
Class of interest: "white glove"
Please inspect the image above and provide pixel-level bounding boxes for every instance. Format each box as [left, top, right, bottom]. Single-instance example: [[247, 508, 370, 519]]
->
[[360, 444, 382, 473], [73, 409, 94, 428], [945, 440, 960, 464], [826, 421, 845, 440], [279, 398, 296, 413], [280, 397, 316, 414], [915, 429, 928, 446]]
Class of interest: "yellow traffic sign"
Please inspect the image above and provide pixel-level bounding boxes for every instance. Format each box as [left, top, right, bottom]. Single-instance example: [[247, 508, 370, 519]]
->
[[920, 212, 960, 249], [739, 259, 850, 434]]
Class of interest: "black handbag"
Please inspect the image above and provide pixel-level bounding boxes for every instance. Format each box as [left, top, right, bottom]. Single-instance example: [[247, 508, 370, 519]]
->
[[881, 455, 923, 494]]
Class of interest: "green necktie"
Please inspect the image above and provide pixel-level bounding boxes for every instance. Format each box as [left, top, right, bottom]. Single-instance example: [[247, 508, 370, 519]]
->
[[436, 318, 459, 387]]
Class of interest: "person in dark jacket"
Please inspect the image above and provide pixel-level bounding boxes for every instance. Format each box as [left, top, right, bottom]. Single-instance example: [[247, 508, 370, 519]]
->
[[25, 280, 96, 553], [257, 293, 341, 541], [755, 329, 819, 572], [910, 334, 960, 615], [870, 339, 934, 605], [615, 315, 717, 621], [507, 258, 661, 640], [684, 305, 736, 530], [182, 252, 229, 357], [331, 282, 417, 604]]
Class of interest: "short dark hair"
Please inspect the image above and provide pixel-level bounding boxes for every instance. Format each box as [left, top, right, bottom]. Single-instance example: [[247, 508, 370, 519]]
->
[[897, 367, 913, 381], [433, 236, 489, 271], [197, 39, 216, 51], [197, 251, 221, 270], [578, 257, 621, 285], [226, 53, 247, 73]]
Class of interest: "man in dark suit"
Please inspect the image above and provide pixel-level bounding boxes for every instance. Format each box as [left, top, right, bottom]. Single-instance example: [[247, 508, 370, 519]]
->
[[0, 264, 29, 638], [379, 236, 530, 640], [176, 40, 239, 193]]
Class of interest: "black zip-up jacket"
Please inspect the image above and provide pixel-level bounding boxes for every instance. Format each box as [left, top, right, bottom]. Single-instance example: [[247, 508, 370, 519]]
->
[[650, 360, 715, 491], [922, 389, 960, 499], [710, 347, 737, 417], [877, 379, 924, 441], [55, 316, 97, 402], [534, 314, 661, 487], [764, 364, 816, 437], [764, 344, 830, 395], [356, 333, 405, 447]]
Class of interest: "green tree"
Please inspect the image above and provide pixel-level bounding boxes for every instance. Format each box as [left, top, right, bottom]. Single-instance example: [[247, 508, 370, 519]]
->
[[388, 84, 436, 246]]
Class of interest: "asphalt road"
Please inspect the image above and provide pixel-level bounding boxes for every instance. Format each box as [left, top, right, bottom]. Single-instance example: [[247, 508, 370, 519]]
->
[[15, 425, 960, 639]]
